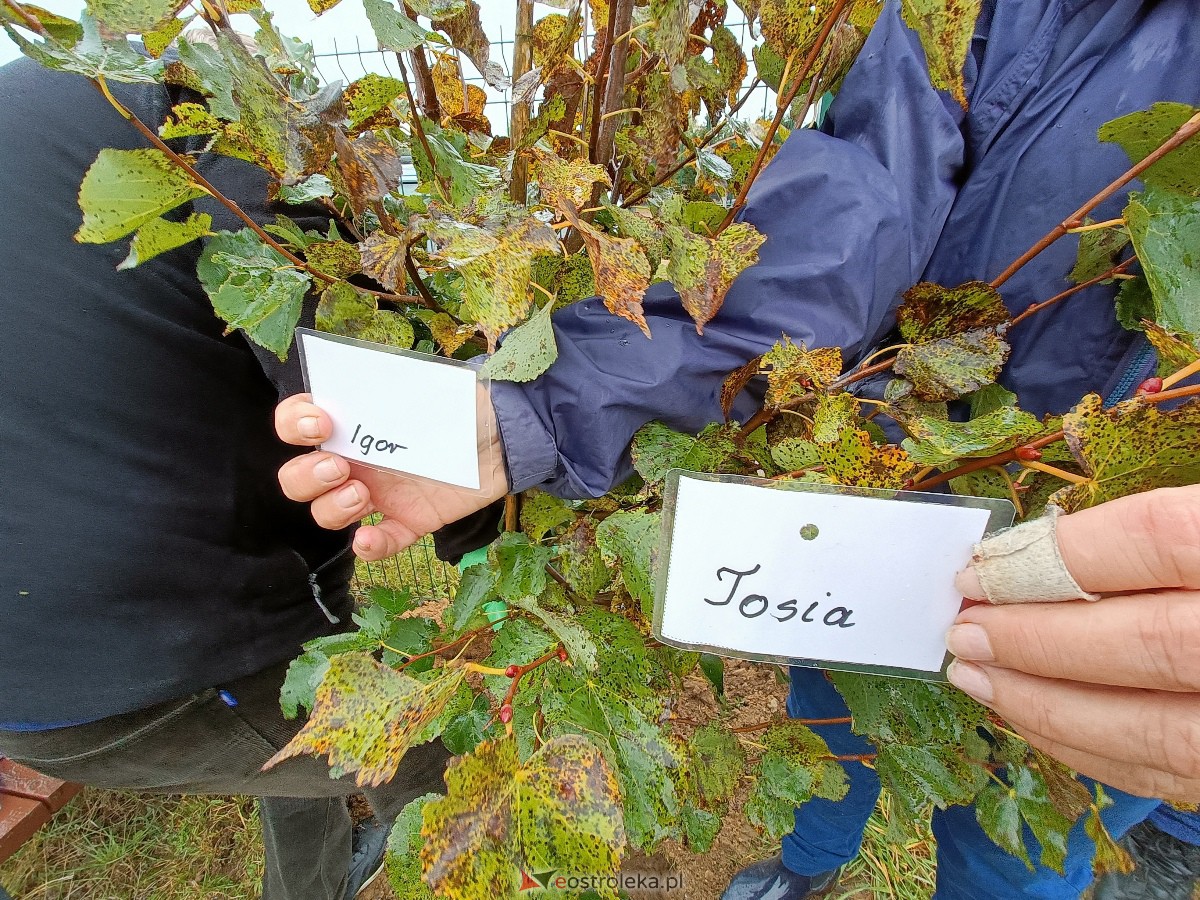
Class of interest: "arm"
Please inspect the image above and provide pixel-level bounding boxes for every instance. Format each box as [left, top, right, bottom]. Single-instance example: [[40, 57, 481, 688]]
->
[[494, 0, 974, 498]]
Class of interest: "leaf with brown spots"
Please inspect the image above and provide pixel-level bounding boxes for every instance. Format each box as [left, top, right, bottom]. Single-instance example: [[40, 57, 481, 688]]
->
[[535, 148, 611, 214], [428, 312, 478, 356], [720, 355, 764, 419], [662, 221, 765, 333], [333, 130, 406, 217], [305, 240, 361, 279], [817, 428, 917, 488], [433, 0, 507, 90], [1144, 322, 1199, 379], [1098, 103, 1200, 199], [419, 736, 624, 900], [1051, 393, 1200, 512], [531, 12, 582, 78], [359, 231, 409, 292], [265, 652, 465, 788], [900, 0, 981, 108], [892, 328, 1010, 401], [761, 336, 843, 408], [343, 74, 406, 134], [561, 204, 652, 337], [895, 280, 1009, 343], [425, 217, 561, 340]]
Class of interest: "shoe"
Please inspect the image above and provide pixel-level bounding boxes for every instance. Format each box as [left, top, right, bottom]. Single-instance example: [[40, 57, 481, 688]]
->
[[1092, 821, 1200, 900], [721, 854, 842, 900], [345, 817, 390, 897]]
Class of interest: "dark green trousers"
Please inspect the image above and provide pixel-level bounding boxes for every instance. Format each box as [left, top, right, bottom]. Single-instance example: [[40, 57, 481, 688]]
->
[[0, 660, 449, 900]]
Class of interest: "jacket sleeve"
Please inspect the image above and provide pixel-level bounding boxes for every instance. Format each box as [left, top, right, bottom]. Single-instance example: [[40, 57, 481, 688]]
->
[[490, 0, 977, 499]]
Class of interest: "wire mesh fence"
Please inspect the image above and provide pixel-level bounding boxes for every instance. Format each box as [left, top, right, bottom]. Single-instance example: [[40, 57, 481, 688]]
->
[[350, 534, 461, 600]]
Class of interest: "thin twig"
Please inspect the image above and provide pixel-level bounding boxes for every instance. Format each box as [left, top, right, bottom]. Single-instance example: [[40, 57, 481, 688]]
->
[[394, 53, 451, 205], [1010, 256, 1137, 327], [991, 110, 1200, 289]]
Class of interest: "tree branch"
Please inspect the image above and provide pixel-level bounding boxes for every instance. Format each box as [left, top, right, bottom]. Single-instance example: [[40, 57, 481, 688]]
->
[[509, 0, 535, 202], [718, 0, 851, 233], [990, 110, 1200, 290]]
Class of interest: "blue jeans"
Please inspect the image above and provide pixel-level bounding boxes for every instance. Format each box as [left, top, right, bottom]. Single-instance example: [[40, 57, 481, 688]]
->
[[781, 667, 1161, 899]]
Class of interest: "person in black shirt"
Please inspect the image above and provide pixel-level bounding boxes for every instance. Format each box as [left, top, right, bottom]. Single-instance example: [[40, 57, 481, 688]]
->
[[0, 56, 451, 900]]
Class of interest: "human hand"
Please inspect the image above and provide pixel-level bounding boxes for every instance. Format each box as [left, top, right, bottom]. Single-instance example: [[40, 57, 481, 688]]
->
[[946, 485, 1200, 800], [274, 390, 509, 560]]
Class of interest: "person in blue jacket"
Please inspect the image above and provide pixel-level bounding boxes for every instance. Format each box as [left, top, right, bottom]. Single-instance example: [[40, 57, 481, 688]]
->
[[276, 0, 1200, 897]]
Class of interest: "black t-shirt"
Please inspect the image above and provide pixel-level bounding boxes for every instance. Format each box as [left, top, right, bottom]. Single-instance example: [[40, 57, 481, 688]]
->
[[0, 58, 357, 725]]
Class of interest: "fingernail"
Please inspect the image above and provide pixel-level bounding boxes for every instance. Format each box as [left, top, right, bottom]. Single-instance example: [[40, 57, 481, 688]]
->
[[954, 566, 986, 600], [298, 416, 322, 439], [947, 660, 994, 703], [354, 532, 372, 554], [945, 624, 994, 662], [313, 456, 345, 484], [335, 485, 361, 509]]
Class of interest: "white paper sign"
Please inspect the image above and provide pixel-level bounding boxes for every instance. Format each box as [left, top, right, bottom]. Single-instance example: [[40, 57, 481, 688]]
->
[[655, 474, 1006, 676], [297, 330, 482, 490]]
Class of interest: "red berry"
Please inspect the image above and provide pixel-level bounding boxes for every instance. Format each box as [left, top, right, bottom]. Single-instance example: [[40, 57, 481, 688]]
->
[[1136, 376, 1164, 395], [505, 664, 520, 678], [557, 647, 569, 663], [1015, 446, 1042, 461], [498, 703, 514, 724]]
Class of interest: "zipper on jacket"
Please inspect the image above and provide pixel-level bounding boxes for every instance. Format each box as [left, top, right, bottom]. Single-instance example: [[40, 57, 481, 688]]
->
[[1103, 340, 1156, 409]]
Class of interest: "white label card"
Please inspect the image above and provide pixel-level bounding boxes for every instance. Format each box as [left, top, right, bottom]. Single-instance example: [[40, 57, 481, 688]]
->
[[297, 329, 482, 491], [655, 473, 1011, 678]]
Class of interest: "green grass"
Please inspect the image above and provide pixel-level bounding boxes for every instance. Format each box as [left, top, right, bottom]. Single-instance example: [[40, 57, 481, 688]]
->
[[1, 791, 263, 900]]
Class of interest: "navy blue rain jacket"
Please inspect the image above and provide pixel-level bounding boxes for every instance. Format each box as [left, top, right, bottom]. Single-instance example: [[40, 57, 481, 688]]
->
[[490, 0, 1200, 499]]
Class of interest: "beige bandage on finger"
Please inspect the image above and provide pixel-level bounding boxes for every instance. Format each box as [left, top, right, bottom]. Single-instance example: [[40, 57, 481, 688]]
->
[[969, 505, 1100, 604]]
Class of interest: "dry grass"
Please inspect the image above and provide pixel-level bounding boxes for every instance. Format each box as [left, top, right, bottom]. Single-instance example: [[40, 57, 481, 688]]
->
[[1, 790, 263, 900]]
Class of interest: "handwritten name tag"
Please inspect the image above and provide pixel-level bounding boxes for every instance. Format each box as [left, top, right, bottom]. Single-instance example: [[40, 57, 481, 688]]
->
[[654, 472, 1013, 679], [297, 329, 483, 491]]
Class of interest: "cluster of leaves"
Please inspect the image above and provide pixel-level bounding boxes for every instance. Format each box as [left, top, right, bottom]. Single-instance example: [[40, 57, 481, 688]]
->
[[9, 0, 1200, 896]]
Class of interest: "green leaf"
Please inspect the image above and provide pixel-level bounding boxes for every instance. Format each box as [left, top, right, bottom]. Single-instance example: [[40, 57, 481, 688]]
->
[[690, 725, 745, 807], [77, 148, 207, 244], [875, 743, 988, 815], [534, 147, 611, 213], [745, 727, 846, 839], [440, 692, 492, 756], [279, 649, 330, 719], [832, 671, 988, 745], [901, 405, 1043, 467], [478, 301, 558, 382], [1115, 276, 1155, 333], [445, 563, 499, 635], [1144, 321, 1200, 379], [630, 421, 738, 485], [117, 212, 212, 269], [975, 782, 1031, 869], [514, 596, 599, 674], [681, 805, 721, 853], [6, 14, 163, 82], [893, 328, 1010, 401], [699, 653, 725, 698], [278, 174, 335, 205], [520, 490, 575, 543], [900, 0, 982, 108], [85, 0, 188, 34], [771, 437, 822, 472], [968, 384, 1018, 419], [386, 794, 439, 900], [492, 532, 555, 604], [0, 4, 82, 44], [811, 392, 859, 444], [411, 129, 503, 211], [1070, 223, 1131, 285], [1125, 189, 1200, 339], [1098, 103, 1200, 198], [266, 652, 466, 787], [141, 15, 189, 58], [896, 281, 1010, 343], [1052, 392, 1200, 512], [420, 736, 625, 898], [363, 0, 430, 51], [595, 510, 661, 616], [196, 229, 312, 360], [611, 707, 682, 850]]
